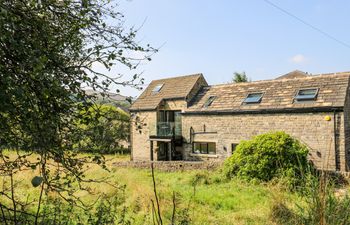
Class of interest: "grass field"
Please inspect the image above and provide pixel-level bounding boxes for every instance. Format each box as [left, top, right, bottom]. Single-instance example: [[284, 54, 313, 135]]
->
[[0, 151, 299, 225]]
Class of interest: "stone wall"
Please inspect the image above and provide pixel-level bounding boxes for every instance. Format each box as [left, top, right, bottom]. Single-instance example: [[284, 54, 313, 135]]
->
[[182, 112, 346, 171], [131, 111, 157, 161], [158, 99, 187, 111], [113, 160, 222, 172], [343, 79, 350, 171]]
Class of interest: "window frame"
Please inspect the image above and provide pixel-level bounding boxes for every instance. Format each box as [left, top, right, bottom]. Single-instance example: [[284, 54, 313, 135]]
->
[[192, 142, 216, 155], [203, 96, 216, 108], [294, 88, 319, 102], [242, 92, 264, 104]]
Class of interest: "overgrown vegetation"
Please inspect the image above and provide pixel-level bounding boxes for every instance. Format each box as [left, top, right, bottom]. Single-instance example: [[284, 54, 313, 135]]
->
[[223, 131, 350, 225], [224, 131, 310, 187], [72, 104, 130, 154], [0, 0, 155, 223], [0, 151, 277, 225], [270, 173, 350, 225]]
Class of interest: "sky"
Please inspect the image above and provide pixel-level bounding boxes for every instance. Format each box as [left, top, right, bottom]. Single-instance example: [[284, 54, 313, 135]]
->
[[100, 0, 350, 97]]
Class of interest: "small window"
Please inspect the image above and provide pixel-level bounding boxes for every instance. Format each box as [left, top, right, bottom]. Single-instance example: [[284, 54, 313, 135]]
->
[[231, 143, 238, 154], [295, 88, 318, 101], [203, 96, 216, 108], [152, 84, 163, 93], [243, 93, 263, 104], [193, 142, 216, 155]]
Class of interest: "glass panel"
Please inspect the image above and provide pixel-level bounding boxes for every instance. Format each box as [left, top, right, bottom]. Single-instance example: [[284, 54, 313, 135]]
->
[[208, 143, 216, 154], [295, 88, 318, 101], [158, 142, 166, 157], [156, 111, 181, 137], [203, 96, 216, 107], [152, 84, 163, 93], [167, 111, 175, 122], [157, 122, 174, 136], [243, 93, 263, 103], [158, 111, 165, 122], [174, 112, 182, 136], [200, 143, 208, 154], [193, 143, 201, 154]]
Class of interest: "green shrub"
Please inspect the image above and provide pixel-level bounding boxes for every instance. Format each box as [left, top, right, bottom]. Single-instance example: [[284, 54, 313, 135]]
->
[[223, 131, 309, 183]]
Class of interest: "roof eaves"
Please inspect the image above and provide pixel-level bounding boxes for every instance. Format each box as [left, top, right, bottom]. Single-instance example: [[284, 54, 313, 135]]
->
[[129, 107, 157, 112], [182, 106, 344, 115]]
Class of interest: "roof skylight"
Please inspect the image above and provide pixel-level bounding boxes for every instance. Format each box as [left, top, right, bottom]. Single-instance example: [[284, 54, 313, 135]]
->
[[243, 93, 263, 104], [295, 88, 318, 101], [152, 84, 163, 93], [203, 96, 216, 108]]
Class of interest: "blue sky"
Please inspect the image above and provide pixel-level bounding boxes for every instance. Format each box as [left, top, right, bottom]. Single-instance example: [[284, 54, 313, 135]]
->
[[105, 0, 350, 97]]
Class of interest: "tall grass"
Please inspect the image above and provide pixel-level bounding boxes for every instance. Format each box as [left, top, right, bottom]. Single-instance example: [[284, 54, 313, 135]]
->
[[270, 171, 350, 225]]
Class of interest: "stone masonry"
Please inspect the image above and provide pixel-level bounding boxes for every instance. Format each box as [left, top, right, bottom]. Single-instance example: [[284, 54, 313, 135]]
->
[[181, 112, 345, 171]]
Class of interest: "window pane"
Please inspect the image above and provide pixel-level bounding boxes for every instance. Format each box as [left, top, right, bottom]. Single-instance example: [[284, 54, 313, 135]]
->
[[295, 88, 318, 101], [243, 93, 263, 103], [152, 84, 163, 93], [193, 142, 216, 154], [231, 143, 238, 154], [203, 96, 216, 108], [193, 143, 201, 154], [200, 143, 208, 154], [299, 89, 317, 96], [208, 143, 216, 154]]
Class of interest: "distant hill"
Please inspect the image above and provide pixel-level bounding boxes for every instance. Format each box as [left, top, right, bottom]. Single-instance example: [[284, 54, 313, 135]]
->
[[85, 89, 132, 112]]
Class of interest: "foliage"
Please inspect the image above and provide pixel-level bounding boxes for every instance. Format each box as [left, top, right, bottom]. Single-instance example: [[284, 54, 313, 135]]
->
[[270, 173, 350, 225], [0, 190, 133, 225], [72, 104, 130, 154], [1, 152, 277, 225], [223, 131, 309, 184], [232, 71, 250, 83], [0, 0, 155, 223]]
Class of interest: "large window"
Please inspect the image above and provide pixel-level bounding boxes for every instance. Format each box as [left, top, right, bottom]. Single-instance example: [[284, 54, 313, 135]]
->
[[193, 142, 216, 154]]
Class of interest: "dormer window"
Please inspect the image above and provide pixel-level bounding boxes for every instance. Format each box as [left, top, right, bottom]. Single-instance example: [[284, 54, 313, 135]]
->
[[243, 93, 263, 104], [295, 88, 318, 101], [203, 96, 216, 108], [152, 84, 163, 94]]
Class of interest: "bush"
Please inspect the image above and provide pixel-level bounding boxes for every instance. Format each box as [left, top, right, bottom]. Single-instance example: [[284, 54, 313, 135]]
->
[[223, 131, 309, 183]]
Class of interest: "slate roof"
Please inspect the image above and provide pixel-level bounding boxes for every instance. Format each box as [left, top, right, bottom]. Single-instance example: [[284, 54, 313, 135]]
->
[[186, 72, 350, 113], [130, 73, 204, 111]]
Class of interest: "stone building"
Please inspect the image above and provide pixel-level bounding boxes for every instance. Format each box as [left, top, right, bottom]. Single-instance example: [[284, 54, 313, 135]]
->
[[129, 71, 350, 171]]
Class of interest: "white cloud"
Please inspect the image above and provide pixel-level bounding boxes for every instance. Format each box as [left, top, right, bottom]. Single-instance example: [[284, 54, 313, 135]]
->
[[289, 54, 308, 64]]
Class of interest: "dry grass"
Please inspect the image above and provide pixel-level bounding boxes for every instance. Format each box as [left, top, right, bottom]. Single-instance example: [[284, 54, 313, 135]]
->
[[1, 151, 292, 225]]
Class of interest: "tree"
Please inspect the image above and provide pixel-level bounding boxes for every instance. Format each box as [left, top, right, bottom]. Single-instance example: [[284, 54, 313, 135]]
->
[[232, 71, 250, 83], [72, 104, 130, 154], [0, 0, 156, 223]]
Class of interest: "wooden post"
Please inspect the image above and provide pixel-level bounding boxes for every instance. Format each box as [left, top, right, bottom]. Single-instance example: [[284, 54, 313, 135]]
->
[[150, 140, 154, 161]]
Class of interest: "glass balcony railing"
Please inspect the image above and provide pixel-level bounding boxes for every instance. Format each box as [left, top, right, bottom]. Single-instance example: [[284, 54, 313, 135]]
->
[[149, 121, 182, 137]]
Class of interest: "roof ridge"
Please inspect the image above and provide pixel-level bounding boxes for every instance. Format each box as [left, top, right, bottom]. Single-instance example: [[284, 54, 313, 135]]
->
[[150, 73, 203, 82], [209, 71, 350, 88]]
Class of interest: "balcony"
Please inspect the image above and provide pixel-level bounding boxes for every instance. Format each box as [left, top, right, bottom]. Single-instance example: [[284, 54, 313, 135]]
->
[[150, 121, 182, 137]]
